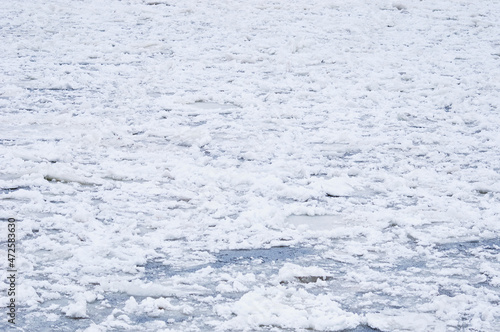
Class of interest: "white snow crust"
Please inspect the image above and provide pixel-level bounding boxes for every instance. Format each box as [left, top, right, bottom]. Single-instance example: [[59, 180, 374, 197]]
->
[[1, 0, 499, 331]]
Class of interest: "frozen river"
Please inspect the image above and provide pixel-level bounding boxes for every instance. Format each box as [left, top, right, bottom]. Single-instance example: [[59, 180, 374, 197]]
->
[[1, 0, 500, 331]]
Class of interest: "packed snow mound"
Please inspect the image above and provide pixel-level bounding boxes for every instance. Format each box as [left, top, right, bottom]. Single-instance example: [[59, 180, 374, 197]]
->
[[277, 263, 331, 283], [214, 286, 361, 331]]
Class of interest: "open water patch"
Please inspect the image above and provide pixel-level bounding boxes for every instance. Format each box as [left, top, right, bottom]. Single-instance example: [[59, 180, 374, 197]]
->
[[213, 246, 314, 268], [435, 238, 500, 254], [141, 259, 177, 281], [141, 246, 314, 282], [394, 257, 427, 271], [349, 326, 381, 332]]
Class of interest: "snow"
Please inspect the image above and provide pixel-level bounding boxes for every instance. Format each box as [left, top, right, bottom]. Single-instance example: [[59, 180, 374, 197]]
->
[[62, 299, 88, 319], [1, 0, 500, 330], [214, 286, 361, 331]]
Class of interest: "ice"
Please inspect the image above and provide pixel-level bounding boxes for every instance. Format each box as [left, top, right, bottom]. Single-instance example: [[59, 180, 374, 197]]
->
[[2, 0, 500, 330], [214, 286, 361, 331], [277, 263, 331, 284], [286, 215, 347, 231], [62, 299, 88, 319]]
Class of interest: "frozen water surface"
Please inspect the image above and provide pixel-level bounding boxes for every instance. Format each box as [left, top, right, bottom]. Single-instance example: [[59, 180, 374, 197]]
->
[[1, 0, 500, 331], [188, 102, 239, 111]]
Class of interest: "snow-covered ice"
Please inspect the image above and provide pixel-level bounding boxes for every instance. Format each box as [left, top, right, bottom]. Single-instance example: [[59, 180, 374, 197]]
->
[[1, 0, 500, 330]]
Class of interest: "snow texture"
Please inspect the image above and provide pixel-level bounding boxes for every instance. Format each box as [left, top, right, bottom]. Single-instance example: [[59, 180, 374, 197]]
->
[[1, 0, 500, 331]]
